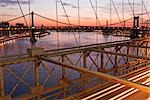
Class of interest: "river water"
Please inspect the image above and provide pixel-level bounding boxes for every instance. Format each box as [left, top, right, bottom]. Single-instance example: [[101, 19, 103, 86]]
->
[[0, 32, 129, 57], [0, 32, 129, 97]]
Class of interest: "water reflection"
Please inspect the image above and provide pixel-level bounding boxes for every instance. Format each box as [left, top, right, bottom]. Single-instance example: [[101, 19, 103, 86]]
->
[[0, 32, 129, 56]]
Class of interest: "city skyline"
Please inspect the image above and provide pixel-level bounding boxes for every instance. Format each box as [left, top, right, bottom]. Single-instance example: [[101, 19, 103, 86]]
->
[[0, 0, 149, 26]]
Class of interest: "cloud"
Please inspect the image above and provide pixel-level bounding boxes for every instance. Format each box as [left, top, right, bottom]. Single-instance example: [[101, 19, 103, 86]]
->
[[135, 11, 150, 16], [0, 0, 29, 7], [56, 1, 77, 9], [1, 14, 17, 16], [0, 3, 7, 7], [62, 2, 77, 8], [60, 15, 93, 20]]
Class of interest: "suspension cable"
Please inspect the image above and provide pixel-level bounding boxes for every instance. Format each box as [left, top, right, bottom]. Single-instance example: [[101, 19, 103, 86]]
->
[[6, 13, 30, 22], [34, 13, 77, 26], [59, 0, 79, 46], [109, 17, 133, 26], [16, 0, 28, 26]]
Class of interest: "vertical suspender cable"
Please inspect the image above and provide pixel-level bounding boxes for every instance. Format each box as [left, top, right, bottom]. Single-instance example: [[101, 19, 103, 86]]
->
[[78, 0, 80, 26], [78, 0, 81, 44], [95, 0, 97, 26], [95, 0, 98, 43], [28, 0, 30, 26], [142, 0, 144, 25], [110, 0, 112, 27], [122, 0, 125, 34], [122, 0, 124, 22], [133, 0, 135, 17], [56, 0, 59, 49]]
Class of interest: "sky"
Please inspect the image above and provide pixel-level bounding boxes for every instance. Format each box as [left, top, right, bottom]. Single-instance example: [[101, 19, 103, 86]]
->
[[0, 0, 150, 26]]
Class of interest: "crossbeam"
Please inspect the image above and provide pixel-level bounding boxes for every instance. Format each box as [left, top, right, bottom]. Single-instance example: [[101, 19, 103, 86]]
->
[[90, 49, 150, 60], [41, 56, 150, 94]]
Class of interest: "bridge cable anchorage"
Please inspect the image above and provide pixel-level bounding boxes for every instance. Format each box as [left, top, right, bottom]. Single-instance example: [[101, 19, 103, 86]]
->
[[59, 0, 80, 47], [16, 0, 28, 26]]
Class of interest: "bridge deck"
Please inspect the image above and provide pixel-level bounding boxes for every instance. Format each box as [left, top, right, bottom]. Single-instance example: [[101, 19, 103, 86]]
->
[[65, 65, 150, 100]]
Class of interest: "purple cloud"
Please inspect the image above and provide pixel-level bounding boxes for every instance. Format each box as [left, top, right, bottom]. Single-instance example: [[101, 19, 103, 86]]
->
[[0, 0, 30, 7]]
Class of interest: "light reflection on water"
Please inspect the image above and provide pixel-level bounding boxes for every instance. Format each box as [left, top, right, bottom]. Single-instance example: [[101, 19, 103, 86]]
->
[[0, 32, 129, 56], [1, 32, 129, 97]]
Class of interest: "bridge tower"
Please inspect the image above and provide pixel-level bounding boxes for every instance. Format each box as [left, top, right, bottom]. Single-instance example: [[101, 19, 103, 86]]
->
[[130, 16, 140, 39], [30, 11, 36, 44]]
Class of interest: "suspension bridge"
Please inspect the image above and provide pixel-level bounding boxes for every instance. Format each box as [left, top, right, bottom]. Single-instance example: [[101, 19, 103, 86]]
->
[[0, 0, 150, 99]]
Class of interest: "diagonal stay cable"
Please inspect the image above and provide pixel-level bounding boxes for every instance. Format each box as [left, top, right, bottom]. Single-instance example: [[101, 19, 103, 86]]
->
[[89, 0, 110, 44], [142, 0, 150, 21], [127, 0, 134, 17], [111, 0, 123, 27], [89, 0, 99, 44], [89, 0, 101, 26], [17, 0, 28, 26], [59, 0, 79, 46]]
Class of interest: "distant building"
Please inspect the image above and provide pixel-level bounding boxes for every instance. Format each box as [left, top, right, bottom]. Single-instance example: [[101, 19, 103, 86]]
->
[[16, 23, 24, 28], [0, 21, 9, 28]]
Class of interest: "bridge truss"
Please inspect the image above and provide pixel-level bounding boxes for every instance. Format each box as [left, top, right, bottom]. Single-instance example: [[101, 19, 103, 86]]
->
[[0, 37, 150, 99]]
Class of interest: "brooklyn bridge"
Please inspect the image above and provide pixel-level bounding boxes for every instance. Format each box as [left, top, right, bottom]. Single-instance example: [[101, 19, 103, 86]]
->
[[0, 0, 150, 99]]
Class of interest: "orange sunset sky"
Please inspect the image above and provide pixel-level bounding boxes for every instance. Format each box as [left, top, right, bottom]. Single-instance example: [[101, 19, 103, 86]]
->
[[0, 0, 150, 27]]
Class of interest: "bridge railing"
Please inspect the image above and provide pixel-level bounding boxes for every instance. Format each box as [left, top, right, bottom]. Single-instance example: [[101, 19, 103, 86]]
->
[[0, 38, 150, 99]]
